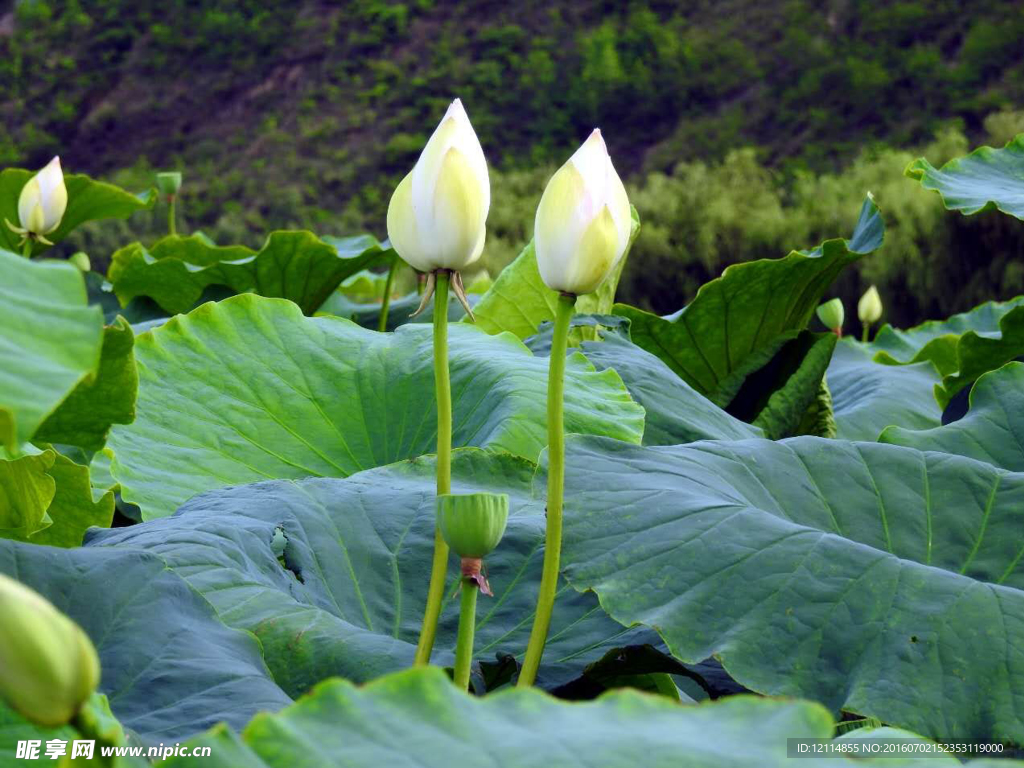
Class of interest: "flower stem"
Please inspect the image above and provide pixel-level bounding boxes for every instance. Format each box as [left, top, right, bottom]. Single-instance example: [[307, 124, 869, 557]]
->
[[22, 240, 32, 259], [414, 270, 452, 666], [862, 323, 870, 343], [518, 292, 576, 687], [453, 578, 478, 690], [378, 255, 399, 333], [167, 197, 177, 236]]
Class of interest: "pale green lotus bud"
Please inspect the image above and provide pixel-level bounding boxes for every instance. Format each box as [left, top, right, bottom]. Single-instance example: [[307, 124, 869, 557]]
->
[[816, 298, 844, 333], [858, 285, 883, 324], [69, 251, 91, 272], [534, 130, 631, 296], [387, 99, 489, 273], [438, 492, 509, 560], [156, 171, 182, 198], [0, 574, 100, 726], [5, 157, 67, 243]]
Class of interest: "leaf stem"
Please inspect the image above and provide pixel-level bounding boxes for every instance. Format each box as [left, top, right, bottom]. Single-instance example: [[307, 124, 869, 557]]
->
[[453, 578, 478, 690], [518, 292, 576, 686], [167, 196, 177, 236], [414, 270, 452, 666], [378, 255, 399, 332]]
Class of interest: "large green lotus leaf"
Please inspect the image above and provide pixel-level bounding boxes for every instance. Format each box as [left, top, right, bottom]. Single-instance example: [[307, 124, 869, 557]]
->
[[87, 450, 652, 696], [0, 170, 154, 256], [28, 452, 114, 547], [614, 195, 883, 407], [108, 294, 643, 519], [558, 435, 1024, 743], [164, 667, 1016, 768], [471, 207, 640, 341], [0, 541, 291, 743], [868, 297, 1024, 373], [569, 332, 762, 445], [0, 249, 103, 451], [881, 362, 1024, 471], [0, 448, 55, 540], [906, 133, 1024, 219], [828, 340, 942, 441], [734, 331, 837, 440], [108, 231, 391, 316], [1, 448, 114, 547], [33, 317, 137, 451]]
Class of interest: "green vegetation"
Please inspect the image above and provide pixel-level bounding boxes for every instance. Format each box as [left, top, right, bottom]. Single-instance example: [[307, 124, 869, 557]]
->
[[4, 0, 1024, 321]]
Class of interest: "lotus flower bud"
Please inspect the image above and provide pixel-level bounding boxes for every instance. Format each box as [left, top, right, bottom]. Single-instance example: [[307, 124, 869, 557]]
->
[[69, 252, 91, 272], [387, 99, 490, 273], [438, 492, 509, 560], [0, 574, 100, 726], [534, 130, 631, 296], [816, 298, 844, 334], [6, 157, 67, 244], [858, 285, 883, 324], [156, 171, 182, 198]]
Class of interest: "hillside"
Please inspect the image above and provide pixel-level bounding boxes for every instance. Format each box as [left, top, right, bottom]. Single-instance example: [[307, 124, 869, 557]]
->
[[3, 0, 1024, 319]]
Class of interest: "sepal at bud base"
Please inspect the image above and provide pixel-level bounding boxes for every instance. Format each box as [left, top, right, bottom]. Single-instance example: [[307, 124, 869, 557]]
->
[[438, 492, 509, 560], [0, 574, 100, 726], [816, 298, 844, 333], [156, 171, 182, 197], [858, 285, 883, 324]]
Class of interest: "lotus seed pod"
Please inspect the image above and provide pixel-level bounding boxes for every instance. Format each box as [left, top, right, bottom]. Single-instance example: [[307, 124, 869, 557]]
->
[[156, 171, 182, 197], [0, 574, 101, 726], [438, 492, 509, 559], [69, 251, 91, 272], [858, 285, 883, 324], [816, 298, 844, 332]]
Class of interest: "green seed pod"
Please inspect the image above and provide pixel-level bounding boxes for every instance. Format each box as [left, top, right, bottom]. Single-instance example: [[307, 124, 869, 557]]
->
[[816, 298, 844, 332], [438, 492, 509, 560], [155, 171, 182, 197], [0, 574, 101, 726]]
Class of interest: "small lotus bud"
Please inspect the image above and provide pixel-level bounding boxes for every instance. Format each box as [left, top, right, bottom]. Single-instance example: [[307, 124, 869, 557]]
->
[[816, 298, 844, 334], [387, 99, 489, 273], [5, 157, 67, 245], [534, 130, 632, 296], [69, 252, 91, 272], [0, 574, 100, 726], [858, 285, 883, 324], [156, 172, 182, 198], [438, 492, 509, 560]]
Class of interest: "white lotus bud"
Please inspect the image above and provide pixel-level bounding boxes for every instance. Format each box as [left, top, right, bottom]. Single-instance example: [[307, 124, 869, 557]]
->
[[386, 99, 489, 272], [858, 285, 883, 324], [0, 574, 100, 726], [16, 157, 68, 238], [534, 130, 631, 296]]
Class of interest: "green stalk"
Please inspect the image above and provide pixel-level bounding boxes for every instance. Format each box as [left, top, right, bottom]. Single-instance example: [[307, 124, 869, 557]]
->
[[414, 270, 452, 666], [453, 578, 478, 690], [22, 240, 32, 259], [167, 196, 177, 236], [377, 255, 399, 333], [518, 292, 576, 686], [861, 323, 870, 343]]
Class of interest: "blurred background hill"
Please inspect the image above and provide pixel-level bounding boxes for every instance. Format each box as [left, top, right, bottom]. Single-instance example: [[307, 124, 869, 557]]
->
[[3, 0, 1024, 325]]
